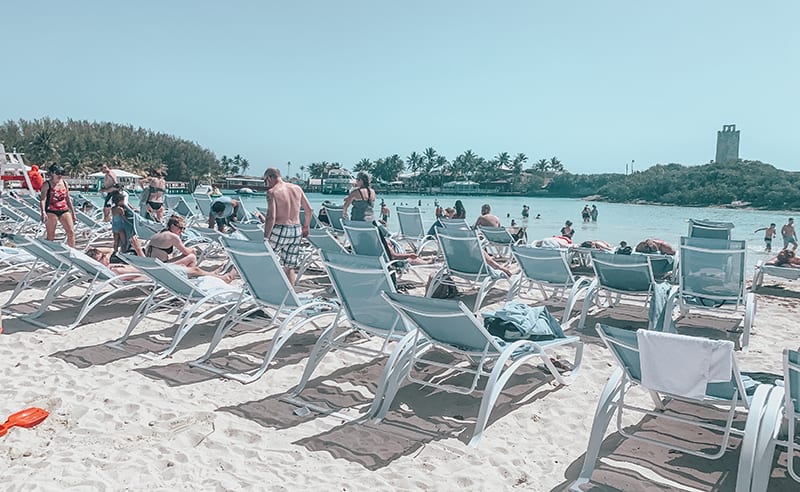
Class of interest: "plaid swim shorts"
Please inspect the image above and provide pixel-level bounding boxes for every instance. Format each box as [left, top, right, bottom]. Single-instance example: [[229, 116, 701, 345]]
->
[[269, 224, 302, 269]]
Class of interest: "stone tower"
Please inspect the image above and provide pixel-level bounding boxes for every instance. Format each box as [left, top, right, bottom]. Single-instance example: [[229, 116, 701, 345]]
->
[[715, 124, 740, 164]]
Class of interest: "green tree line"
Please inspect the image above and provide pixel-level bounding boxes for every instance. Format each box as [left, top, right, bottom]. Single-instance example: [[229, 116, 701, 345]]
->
[[3, 118, 795, 210], [0, 118, 249, 181]]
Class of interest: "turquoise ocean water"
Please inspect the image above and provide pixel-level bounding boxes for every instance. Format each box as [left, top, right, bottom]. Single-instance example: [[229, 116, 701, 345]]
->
[[241, 192, 786, 271], [93, 191, 789, 272]]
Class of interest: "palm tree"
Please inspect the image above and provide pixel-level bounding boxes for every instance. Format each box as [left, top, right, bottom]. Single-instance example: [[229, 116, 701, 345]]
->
[[512, 153, 528, 191], [29, 129, 60, 163], [549, 156, 564, 174], [495, 152, 511, 171], [535, 158, 549, 173], [406, 151, 423, 173], [240, 158, 250, 175], [423, 147, 438, 172], [353, 158, 373, 173], [512, 153, 527, 173]]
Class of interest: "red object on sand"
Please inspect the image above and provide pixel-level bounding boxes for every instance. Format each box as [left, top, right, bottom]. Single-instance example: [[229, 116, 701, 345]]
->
[[0, 407, 49, 437]]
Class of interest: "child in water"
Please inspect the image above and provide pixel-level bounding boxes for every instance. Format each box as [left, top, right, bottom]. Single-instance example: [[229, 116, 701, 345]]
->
[[754, 223, 777, 252]]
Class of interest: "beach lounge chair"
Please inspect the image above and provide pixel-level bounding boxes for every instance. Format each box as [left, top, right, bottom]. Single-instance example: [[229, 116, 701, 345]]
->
[[370, 292, 583, 446], [0, 245, 37, 281], [341, 219, 388, 258], [507, 245, 592, 324], [3, 236, 77, 310], [106, 254, 243, 359], [22, 240, 152, 332], [192, 192, 212, 219], [428, 228, 510, 312], [295, 227, 349, 282], [322, 204, 345, 234], [752, 260, 800, 292], [291, 251, 410, 398], [233, 222, 265, 242], [478, 225, 522, 259], [165, 195, 198, 224], [663, 236, 755, 350], [570, 324, 768, 491], [688, 218, 734, 240], [188, 237, 337, 383], [748, 349, 800, 491], [73, 209, 113, 247], [395, 206, 436, 253], [577, 251, 659, 330], [299, 207, 320, 229], [437, 217, 471, 231], [0, 203, 43, 236]]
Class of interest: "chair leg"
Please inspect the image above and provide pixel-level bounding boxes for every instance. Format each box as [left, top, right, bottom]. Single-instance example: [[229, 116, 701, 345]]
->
[[149, 301, 237, 360], [736, 384, 783, 492], [569, 368, 625, 492], [742, 293, 757, 352], [749, 385, 786, 492], [291, 311, 346, 396], [369, 333, 421, 421], [578, 281, 599, 330]]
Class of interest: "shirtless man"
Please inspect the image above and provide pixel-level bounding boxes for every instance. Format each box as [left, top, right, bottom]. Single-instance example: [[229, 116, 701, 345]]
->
[[754, 223, 777, 252], [782, 218, 797, 251], [263, 167, 312, 284], [99, 163, 118, 222], [474, 204, 501, 228]]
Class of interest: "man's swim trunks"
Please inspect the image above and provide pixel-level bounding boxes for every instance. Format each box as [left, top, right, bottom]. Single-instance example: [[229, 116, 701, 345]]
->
[[269, 224, 302, 269]]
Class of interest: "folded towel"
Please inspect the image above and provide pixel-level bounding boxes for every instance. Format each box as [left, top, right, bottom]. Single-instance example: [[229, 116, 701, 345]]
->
[[637, 330, 733, 401]]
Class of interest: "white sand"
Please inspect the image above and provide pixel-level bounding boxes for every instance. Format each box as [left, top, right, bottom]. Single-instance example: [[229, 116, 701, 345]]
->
[[1, 268, 799, 491]]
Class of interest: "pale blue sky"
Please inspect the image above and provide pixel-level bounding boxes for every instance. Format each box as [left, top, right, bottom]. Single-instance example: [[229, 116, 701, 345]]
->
[[4, 1, 798, 176]]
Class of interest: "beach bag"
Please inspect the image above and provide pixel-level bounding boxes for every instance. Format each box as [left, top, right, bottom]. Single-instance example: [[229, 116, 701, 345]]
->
[[483, 302, 564, 342], [430, 275, 459, 299]]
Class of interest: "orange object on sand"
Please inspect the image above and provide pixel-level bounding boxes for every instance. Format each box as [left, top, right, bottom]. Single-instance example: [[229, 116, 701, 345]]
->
[[0, 407, 49, 437]]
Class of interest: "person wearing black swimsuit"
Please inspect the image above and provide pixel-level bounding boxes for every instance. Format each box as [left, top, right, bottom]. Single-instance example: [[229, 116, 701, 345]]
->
[[39, 163, 76, 247]]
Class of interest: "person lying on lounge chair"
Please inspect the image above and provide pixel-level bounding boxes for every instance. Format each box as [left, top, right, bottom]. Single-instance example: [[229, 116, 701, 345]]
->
[[635, 238, 675, 255], [765, 248, 800, 268], [86, 247, 236, 283]]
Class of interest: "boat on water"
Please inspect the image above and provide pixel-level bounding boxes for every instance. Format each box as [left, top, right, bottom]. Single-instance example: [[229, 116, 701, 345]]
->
[[237, 187, 255, 195], [322, 168, 354, 194], [193, 184, 222, 197]]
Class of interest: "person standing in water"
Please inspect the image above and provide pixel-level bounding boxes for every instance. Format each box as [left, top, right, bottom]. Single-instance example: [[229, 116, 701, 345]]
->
[[782, 218, 798, 251], [453, 200, 466, 219], [755, 223, 777, 252], [560, 220, 574, 239], [590, 205, 598, 222]]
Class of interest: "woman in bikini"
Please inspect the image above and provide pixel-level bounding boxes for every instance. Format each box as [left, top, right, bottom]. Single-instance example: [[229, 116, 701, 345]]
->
[[39, 163, 76, 247], [145, 215, 200, 268], [342, 172, 376, 222], [87, 247, 234, 282], [142, 169, 167, 222]]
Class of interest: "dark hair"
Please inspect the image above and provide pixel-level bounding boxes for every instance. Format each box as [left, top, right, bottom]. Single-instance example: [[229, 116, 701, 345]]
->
[[49, 164, 66, 176], [565, 220, 573, 226], [356, 172, 371, 189], [211, 201, 226, 214]]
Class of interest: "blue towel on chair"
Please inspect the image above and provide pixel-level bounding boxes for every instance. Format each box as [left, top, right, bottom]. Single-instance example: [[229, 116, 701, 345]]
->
[[649, 281, 676, 332]]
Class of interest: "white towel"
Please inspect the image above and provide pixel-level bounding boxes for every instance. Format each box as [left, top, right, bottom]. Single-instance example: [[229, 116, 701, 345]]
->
[[637, 330, 733, 401]]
